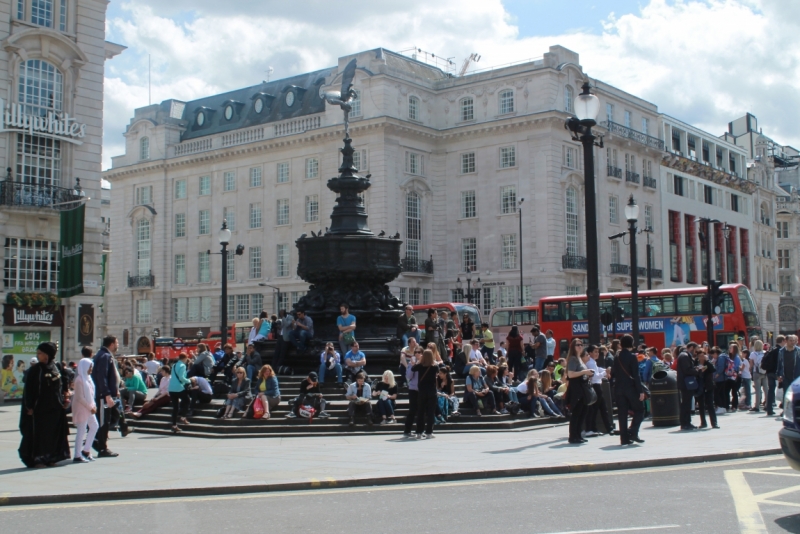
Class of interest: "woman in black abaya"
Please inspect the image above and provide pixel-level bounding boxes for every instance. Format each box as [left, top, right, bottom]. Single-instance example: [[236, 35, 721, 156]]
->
[[19, 342, 70, 468]]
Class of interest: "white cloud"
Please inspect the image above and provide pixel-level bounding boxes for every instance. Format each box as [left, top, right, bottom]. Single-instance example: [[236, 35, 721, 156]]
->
[[102, 0, 800, 169]]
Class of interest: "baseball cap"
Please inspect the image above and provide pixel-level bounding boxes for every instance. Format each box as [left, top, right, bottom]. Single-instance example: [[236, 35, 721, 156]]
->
[[308, 371, 319, 381]]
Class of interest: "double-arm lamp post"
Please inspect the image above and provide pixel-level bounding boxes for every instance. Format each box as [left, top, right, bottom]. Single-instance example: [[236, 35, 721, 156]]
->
[[212, 221, 243, 346], [608, 196, 642, 343], [456, 272, 482, 306], [566, 82, 603, 345], [258, 283, 283, 314]]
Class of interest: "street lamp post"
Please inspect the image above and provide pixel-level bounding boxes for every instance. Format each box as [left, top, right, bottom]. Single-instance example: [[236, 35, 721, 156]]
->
[[258, 283, 282, 314], [456, 272, 482, 305], [218, 221, 232, 345], [642, 226, 654, 290], [566, 82, 603, 345], [625, 195, 640, 343], [518, 197, 525, 307]]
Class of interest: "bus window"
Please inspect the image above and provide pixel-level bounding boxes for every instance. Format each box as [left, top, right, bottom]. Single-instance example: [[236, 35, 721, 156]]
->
[[516, 310, 538, 325], [737, 287, 760, 327], [559, 339, 569, 359], [720, 292, 735, 314], [643, 297, 662, 317], [661, 295, 676, 315], [677, 295, 704, 314], [542, 303, 565, 321], [569, 301, 588, 320], [617, 298, 632, 318], [491, 311, 512, 328], [235, 327, 249, 344]]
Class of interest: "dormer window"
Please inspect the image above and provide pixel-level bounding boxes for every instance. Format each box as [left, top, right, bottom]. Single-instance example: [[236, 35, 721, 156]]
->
[[285, 91, 295, 107], [224, 105, 233, 121], [196, 111, 205, 126], [254, 98, 263, 114]]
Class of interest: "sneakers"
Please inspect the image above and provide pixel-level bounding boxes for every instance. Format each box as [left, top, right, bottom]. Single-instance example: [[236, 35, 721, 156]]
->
[[380, 419, 388, 425], [81, 451, 95, 462], [318, 411, 330, 419], [418, 433, 427, 440], [425, 433, 434, 439], [499, 408, 509, 415], [715, 407, 726, 415], [73, 456, 89, 463], [349, 417, 355, 427], [286, 412, 297, 418], [403, 432, 413, 439]]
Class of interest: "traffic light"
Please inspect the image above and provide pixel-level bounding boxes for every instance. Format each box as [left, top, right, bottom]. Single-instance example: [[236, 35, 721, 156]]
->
[[710, 280, 725, 311]]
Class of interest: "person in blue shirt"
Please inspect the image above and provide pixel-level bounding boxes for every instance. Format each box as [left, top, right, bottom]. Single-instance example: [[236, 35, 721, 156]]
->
[[337, 304, 357, 356], [167, 352, 192, 433], [319, 342, 343, 384], [344, 342, 367, 381], [291, 311, 314, 353]]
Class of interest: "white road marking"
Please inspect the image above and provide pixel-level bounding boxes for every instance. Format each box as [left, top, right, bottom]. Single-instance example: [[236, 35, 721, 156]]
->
[[537, 526, 679, 534]]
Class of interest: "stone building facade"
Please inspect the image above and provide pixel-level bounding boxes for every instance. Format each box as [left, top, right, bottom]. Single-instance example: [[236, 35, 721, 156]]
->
[[0, 0, 122, 364], [104, 45, 769, 350]]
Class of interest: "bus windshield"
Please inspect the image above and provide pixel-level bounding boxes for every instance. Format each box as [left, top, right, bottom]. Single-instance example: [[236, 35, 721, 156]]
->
[[738, 286, 760, 327]]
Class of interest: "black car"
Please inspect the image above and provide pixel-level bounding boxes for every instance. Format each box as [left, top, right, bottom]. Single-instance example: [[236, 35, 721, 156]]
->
[[779, 376, 800, 470]]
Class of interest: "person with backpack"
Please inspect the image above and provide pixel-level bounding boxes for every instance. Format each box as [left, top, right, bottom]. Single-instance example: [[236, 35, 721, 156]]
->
[[749, 340, 768, 413], [288, 372, 329, 419], [761, 335, 784, 415]]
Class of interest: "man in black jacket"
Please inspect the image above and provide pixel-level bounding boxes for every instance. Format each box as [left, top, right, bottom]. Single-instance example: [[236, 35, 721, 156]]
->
[[676, 341, 701, 430], [92, 336, 126, 457], [613, 335, 646, 445], [762, 335, 785, 416]]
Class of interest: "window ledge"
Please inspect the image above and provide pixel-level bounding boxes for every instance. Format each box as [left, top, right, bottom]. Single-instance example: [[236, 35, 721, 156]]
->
[[247, 227, 263, 231], [497, 212, 518, 218], [497, 166, 517, 171], [303, 221, 320, 225], [496, 112, 517, 119], [456, 119, 476, 126], [457, 217, 478, 222], [407, 118, 423, 125]]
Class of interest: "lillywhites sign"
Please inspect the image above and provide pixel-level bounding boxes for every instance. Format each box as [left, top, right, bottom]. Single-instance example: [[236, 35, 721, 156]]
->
[[0, 98, 86, 145], [14, 309, 54, 324]]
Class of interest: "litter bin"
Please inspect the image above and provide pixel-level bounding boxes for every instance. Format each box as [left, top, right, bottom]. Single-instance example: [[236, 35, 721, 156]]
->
[[649, 370, 679, 427]]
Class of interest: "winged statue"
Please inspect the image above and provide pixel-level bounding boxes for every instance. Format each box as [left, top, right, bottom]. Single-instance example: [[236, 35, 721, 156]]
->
[[320, 59, 357, 136]]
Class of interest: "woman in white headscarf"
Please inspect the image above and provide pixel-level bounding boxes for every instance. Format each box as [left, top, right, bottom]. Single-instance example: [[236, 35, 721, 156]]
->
[[72, 358, 99, 463]]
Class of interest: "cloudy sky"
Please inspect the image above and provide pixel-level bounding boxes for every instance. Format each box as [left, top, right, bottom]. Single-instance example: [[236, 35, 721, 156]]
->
[[102, 0, 800, 170]]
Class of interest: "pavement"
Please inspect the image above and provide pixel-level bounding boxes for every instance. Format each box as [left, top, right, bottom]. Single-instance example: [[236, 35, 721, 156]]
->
[[0, 404, 784, 506]]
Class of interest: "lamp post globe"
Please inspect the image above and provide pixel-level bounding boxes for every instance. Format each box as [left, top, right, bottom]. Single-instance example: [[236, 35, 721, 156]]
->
[[625, 194, 639, 222], [574, 82, 600, 125], [218, 221, 232, 245]]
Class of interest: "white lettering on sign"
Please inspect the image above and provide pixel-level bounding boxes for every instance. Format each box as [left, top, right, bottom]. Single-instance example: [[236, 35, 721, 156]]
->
[[14, 309, 54, 325], [0, 98, 86, 145]]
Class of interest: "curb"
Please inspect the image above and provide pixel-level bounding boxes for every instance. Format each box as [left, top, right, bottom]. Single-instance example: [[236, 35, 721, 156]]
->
[[0, 448, 782, 507]]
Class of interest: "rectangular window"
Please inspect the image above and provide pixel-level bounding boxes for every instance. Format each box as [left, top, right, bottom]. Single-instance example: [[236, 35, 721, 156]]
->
[[408, 288, 420, 306], [136, 299, 151, 324], [277, 244, 290, 277], [249, 167, 262, 187], [251, 294, 263, 317], [408, 96, 419, 121], [685, 215, 697, 284], [779, 249, 790, 269], [277, 162, 290, 183], [624, 110, 632, 128], [502, 234, 517, 269], [500, 146, 516, 168], [249, 246, 262, 278], [461, 98, 474, 121], [3, 238, 59, 291], [201, 297, 211, 321], [778, 221, 789, 238], [199, 210, 210, 235], [198, 252, 210, 283], [305, 158, 319, 179], [644, 204, 653, 230], [422, 288, 431, 305], [223, 207, 236, 231], [31, 0, 54, 27], [188, 297, 200, 322], [236, 295, 250, 321], [564, 146, 575, 168], [17, 0, 23, 20], [174, 298, 187, 323], [135, 186, 152, 206], [199, 175, 210, 195], [174, 254, 186, 284], [227, 252, 235, 280], [499, 90, 514, 114], [352, 149, 367, 171], [704, 185, 714, 205], [461, 190, 476, 219], [606, 103, 614, 123], [668, 210, 682, 282], [223, 171, 236, 191], [227, 295, 235, 322], [673, 174, 685, 197], [175, 179, 187, 199], [566, 286, 581, 296], [641, 117, 649, 135], [405, 152, 423, 175], [399, 287, 407, 304], [249, 203, 262, 229], [609, 195, 618, 224], [611, 240, 620, 264], [731, 193, 740, 213], [461, 152, 475, 174], [276, 199, 290, 226], [462, 237, 477, 272], [305, 195, 319, 223], [59, 0, 66, 31], [175, 213, 186, 238], [350, 90, 361, 117], [500, 185, 517, 214]]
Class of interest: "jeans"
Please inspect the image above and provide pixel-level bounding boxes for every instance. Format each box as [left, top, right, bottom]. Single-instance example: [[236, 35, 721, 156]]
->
[[291, 330, 312, 352], [347, 400, 373, 420], [534, 357, 546, 372], [401, 330, 421, 347], [536, 396, 562, 416], [246, 365, 257, 382], [726, 379, 739, 409], [481, 346, 495, 364], [767, 373, 777, 413], [319, 362, 343, 383], [377, 398, 395, 417], [741, 377, 752, 408], [753, 373, 768, 410], [508, 387, 519, 403]]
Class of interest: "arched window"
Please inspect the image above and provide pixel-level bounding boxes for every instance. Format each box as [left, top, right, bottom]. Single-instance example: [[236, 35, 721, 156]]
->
[[565, 85, 574, 113], [460, 97, 474, 121], [139, 136, 150, 161], [350, 89, 361, 117], [761, 202, 770, 225], [565, 186, 579, 256], [408, 96, 420, 121], [406, 192, 421, 261], [17, 59, 63, 186], [136, 218, 151, 276]]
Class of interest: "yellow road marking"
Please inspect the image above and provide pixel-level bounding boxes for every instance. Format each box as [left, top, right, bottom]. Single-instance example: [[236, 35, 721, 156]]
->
[[724, 469, 768, 533], [758, 499, 800, 509]]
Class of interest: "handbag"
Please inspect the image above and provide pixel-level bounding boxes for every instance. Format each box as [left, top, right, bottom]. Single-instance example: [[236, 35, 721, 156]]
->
[[342, 332, 356, 346], [582, 380, 598, 406], [615, 354, 650, 399], [252, 396, 265, 419], [684, 376, 699, 391]]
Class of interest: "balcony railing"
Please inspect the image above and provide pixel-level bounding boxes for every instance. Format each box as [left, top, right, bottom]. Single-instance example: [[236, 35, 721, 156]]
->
[[643, 176, 657, 189], [128, 271, 155, 288], [562, 254, 587, 270], [611, 263, 663, 279], [600, 121, 665, 151], [607, 166, 622, 179], [625, 171, 640, 184], [0, 181, 81, 209], [401, 257, 433, 274]]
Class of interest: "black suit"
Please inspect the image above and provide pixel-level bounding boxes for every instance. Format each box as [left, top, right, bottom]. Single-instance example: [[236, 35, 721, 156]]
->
[[676, 351, 700, 428], [613, 348, 645, 444]]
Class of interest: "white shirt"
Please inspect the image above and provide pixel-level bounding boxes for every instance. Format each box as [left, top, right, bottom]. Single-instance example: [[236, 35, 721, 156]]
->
[[157, 375, 170, 396], [515, 381, 528, 395], [750, 351, 765, 374], [469, 349, 483, 363], [145, 360, 161, 375], [546, 337, 556, 357], [586, 357, 605, 384], [740, 358, 752, 379]]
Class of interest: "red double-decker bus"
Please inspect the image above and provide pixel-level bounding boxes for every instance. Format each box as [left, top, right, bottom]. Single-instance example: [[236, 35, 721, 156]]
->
[[538, 284, 761, 358]]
